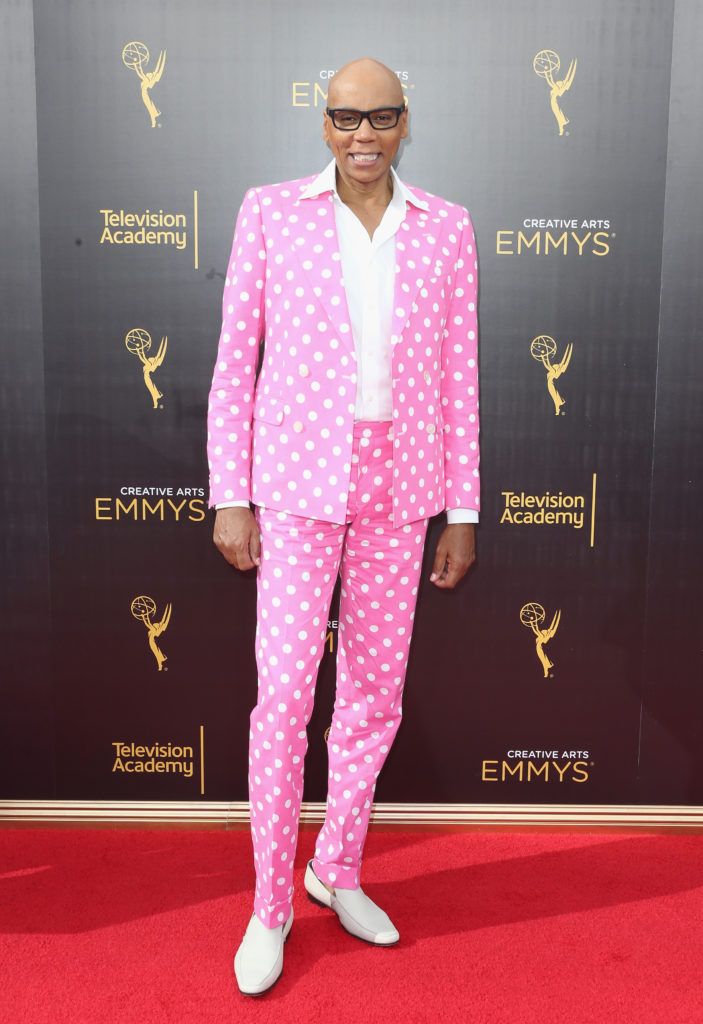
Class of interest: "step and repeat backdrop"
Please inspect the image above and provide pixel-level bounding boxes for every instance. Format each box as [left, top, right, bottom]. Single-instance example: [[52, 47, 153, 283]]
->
[[2, 0, 701, 806]]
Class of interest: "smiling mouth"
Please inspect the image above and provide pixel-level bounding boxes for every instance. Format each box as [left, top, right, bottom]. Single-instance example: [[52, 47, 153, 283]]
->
[[349, 153, 380, 163]]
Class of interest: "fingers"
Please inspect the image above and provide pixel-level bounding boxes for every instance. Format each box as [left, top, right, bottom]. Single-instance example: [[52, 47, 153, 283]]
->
[[213, 508, 261, 572], [248, 524, 261, 568], [431, 558, 465, 588], [429, 531, 476, 588], [432, 557, 473, 587], [233, 532, 258, 571], [429, 543, 448, 584]]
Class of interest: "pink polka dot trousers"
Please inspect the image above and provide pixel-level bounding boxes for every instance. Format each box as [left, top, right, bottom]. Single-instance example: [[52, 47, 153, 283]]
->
[[248, 419, 430, 927]]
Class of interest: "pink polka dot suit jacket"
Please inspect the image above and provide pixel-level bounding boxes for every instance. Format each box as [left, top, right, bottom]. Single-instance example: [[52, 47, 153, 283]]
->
[[206, 169, 480, 528]]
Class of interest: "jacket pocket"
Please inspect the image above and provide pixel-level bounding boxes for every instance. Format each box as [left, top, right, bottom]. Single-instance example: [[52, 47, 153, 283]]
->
[[252, 392, 285, 425]]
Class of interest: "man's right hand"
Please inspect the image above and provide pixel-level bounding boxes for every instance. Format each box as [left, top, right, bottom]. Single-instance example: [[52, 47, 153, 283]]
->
[[213, 507, 261, 571]]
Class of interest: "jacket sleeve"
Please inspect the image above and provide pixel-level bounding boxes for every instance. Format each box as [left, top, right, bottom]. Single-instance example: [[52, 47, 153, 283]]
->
[[206, 187, 266, 508], [440, 205, 480, 516]]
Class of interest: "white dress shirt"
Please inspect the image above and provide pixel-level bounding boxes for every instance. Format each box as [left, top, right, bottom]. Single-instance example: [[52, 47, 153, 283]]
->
[[216, 157, 478, 524]]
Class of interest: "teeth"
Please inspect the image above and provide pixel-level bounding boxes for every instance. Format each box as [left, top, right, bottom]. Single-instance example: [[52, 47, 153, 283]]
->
[[352, 154, 379, 162]]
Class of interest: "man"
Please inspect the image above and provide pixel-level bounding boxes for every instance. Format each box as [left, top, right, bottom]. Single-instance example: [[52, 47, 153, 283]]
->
[[206, 56, 480, 995]]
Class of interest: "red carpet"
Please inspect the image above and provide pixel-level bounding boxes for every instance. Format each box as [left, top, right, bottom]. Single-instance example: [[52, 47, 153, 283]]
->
[[1, 827, 701, 1023]]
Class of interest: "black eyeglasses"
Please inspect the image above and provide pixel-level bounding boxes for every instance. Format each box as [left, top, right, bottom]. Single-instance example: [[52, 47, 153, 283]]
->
[[325, 106, 405, 131]]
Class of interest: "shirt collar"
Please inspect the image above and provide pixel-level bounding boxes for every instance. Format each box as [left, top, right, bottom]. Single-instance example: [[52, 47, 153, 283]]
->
[[299, 156, 429, 211]]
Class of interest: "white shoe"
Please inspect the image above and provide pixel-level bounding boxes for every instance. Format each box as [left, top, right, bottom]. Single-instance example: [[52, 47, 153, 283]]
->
[[233, 908, 294, 995], [304, 858, 399, 945]]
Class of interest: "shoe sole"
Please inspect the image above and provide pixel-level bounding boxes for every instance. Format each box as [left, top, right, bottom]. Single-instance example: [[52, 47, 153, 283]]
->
[[306, 890, 330, 910], [236, 913, 294, 997], [304, 863, 400, 947]]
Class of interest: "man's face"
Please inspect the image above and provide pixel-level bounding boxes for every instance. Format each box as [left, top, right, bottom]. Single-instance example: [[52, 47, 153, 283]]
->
[[322, 75, 408, 193]]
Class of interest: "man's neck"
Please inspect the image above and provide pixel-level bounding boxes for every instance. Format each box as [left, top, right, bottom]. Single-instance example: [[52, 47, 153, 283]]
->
[[335, 165, 393, 209]]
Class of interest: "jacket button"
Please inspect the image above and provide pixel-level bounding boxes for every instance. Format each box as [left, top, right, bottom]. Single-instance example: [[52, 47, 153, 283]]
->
[[424, 370, 431, 383], [427, 423, 436, 434], [293, 420, 304, 432], [299, 364, 309, 377]]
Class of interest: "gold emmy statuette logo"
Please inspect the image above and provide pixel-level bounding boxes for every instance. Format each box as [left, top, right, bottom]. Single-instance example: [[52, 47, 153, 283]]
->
[[125, 328, 167, 408], [530, 334, 573, 415], [520, 601, 561, 678], [122, 41, 166, 127], [131, 594, 171, 671], [533, 50, 576, 135]]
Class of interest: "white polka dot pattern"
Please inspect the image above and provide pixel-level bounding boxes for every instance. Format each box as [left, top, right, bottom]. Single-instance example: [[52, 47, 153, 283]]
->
[[248, 420, 429, 927], [206, 174, 480, 527]]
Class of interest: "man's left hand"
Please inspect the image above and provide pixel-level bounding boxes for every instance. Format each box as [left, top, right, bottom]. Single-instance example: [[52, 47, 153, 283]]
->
[[429, 523, 476, 588]]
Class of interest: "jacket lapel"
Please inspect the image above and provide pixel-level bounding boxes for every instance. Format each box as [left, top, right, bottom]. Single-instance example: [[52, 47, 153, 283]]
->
[[290, 188, 442, 359], [290, 191, 355, 357], [389, 202, 442, 350]]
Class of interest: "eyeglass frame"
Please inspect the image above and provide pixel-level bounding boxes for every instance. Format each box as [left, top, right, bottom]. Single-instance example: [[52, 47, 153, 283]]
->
[[324, 105, 407, 131]]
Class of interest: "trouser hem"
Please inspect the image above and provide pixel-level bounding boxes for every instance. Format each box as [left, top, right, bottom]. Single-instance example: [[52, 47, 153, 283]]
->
[[311, 857, 361, 889], [252, 897, 293, 929]]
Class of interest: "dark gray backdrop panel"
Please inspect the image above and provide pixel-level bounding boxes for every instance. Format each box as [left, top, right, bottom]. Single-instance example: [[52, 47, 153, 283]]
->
[[3, 0, 698, 807], [639, 0, 703, 803], [0, 0, 54, 798]]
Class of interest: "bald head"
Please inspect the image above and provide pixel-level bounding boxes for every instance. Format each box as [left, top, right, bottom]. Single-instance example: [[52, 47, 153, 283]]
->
[[322, 57, 408, 201], [327, 57, 404, 109]]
